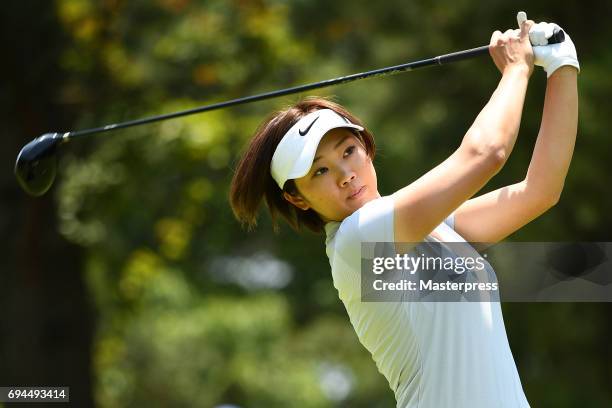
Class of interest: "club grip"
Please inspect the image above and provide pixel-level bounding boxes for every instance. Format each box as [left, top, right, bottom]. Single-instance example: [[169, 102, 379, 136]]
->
[[545, 27, 565, 45]]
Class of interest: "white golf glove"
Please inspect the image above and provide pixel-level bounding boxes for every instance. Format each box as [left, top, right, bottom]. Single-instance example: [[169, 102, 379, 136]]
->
[[517, 11, 580, 78]]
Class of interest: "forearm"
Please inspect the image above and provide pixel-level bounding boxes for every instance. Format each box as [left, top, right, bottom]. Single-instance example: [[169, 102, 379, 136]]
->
[[524, 67, 578, 201], [466, 66, 530, 158]]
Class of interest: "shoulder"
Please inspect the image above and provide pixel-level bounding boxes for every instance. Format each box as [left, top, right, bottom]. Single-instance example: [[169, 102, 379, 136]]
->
[[333, 196, 395, 248]]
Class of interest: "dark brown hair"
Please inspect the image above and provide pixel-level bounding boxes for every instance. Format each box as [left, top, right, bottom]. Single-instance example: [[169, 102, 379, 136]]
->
[[229, 96, 376, 234]]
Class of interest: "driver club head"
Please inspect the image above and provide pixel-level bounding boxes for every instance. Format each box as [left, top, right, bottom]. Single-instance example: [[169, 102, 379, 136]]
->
[[14, 133, 64, 197]]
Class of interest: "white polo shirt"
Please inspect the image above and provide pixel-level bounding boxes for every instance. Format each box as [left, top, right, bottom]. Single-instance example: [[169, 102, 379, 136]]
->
[[324, 195, 530, 408]]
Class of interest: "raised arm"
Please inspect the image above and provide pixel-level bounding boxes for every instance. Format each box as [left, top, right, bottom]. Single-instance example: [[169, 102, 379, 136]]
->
[[524, 67, 578, 201], [392, 20, 535, 244], [452, 26, 580, 243], [452, 67, 578, 242]]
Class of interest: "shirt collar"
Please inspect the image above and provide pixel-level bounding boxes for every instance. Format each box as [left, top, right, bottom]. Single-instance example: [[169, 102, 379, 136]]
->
[[324, 221, 341, 246]]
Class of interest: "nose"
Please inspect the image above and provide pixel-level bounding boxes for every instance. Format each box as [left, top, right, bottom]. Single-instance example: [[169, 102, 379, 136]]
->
[[339, 168, 356, 187]]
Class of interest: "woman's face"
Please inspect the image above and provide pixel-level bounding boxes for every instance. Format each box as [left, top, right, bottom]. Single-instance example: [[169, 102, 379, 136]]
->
[[283, 128, 381, 223]]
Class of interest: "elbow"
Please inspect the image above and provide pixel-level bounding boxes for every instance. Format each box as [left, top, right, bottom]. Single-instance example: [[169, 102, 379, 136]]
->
[[546, 189, 562, 208], [545, 180, 565, 208], [486, 146, 508, 170], [535, 188, 562, 212], [523, 180, 563, 213], [463, 128, 508, 172]]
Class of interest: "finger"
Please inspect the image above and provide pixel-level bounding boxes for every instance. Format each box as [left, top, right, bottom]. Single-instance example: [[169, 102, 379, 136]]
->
[[504, 28, 520, 39], [521, 20, 535, 39], [517, 11, 527, 28], [490, 30, 502, 46], [517, 17, 534, 38]]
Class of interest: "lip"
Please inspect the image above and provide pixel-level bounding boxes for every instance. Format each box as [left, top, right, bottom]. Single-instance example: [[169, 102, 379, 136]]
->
[[348, 185, 366, 200]]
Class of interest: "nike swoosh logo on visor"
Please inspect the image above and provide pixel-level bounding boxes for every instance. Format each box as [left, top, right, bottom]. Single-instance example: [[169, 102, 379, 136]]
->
[[298, 115, 320, 136]]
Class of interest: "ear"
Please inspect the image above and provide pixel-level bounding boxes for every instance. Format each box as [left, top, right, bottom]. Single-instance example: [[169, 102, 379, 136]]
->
[[282, 191, 310, 211]]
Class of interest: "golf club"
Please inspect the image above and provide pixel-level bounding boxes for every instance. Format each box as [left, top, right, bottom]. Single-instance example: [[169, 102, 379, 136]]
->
[[14, 29, 565, 197]]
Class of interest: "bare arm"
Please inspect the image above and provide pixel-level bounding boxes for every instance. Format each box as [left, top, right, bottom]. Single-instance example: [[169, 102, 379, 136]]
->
[[392, 23, 535, 244], [524, 67, 578, 202], [453, 66, 578, 243]]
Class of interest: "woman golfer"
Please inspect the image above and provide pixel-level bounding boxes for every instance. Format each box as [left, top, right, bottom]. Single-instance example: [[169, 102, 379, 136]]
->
[[230, 12, 578, 407]]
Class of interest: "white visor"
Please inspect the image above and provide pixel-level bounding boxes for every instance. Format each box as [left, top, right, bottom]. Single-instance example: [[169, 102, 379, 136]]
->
[[270, 108, 364, 189]]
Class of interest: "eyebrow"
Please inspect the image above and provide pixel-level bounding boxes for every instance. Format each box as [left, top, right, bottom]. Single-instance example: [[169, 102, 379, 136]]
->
[[313, 135, 352, 163]]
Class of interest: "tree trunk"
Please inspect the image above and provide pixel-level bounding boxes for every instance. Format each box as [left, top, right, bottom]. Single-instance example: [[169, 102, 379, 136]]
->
[[0, 1, 95, 406]]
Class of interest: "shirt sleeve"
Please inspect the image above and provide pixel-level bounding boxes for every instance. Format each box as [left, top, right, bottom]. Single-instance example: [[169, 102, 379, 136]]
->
[[336, 196, 395, 249], [330, 196, 395, 301], [443, 212, 456, 230], [356, 195, 395, 243]]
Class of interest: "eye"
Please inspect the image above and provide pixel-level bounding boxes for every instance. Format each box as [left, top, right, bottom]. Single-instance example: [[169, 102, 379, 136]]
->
[[313, 167, 328, 177], [313, 146, 356, 177]]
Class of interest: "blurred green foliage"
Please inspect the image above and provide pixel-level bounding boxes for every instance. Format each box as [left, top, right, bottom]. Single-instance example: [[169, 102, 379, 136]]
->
[[32, 0, 612, 406]]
